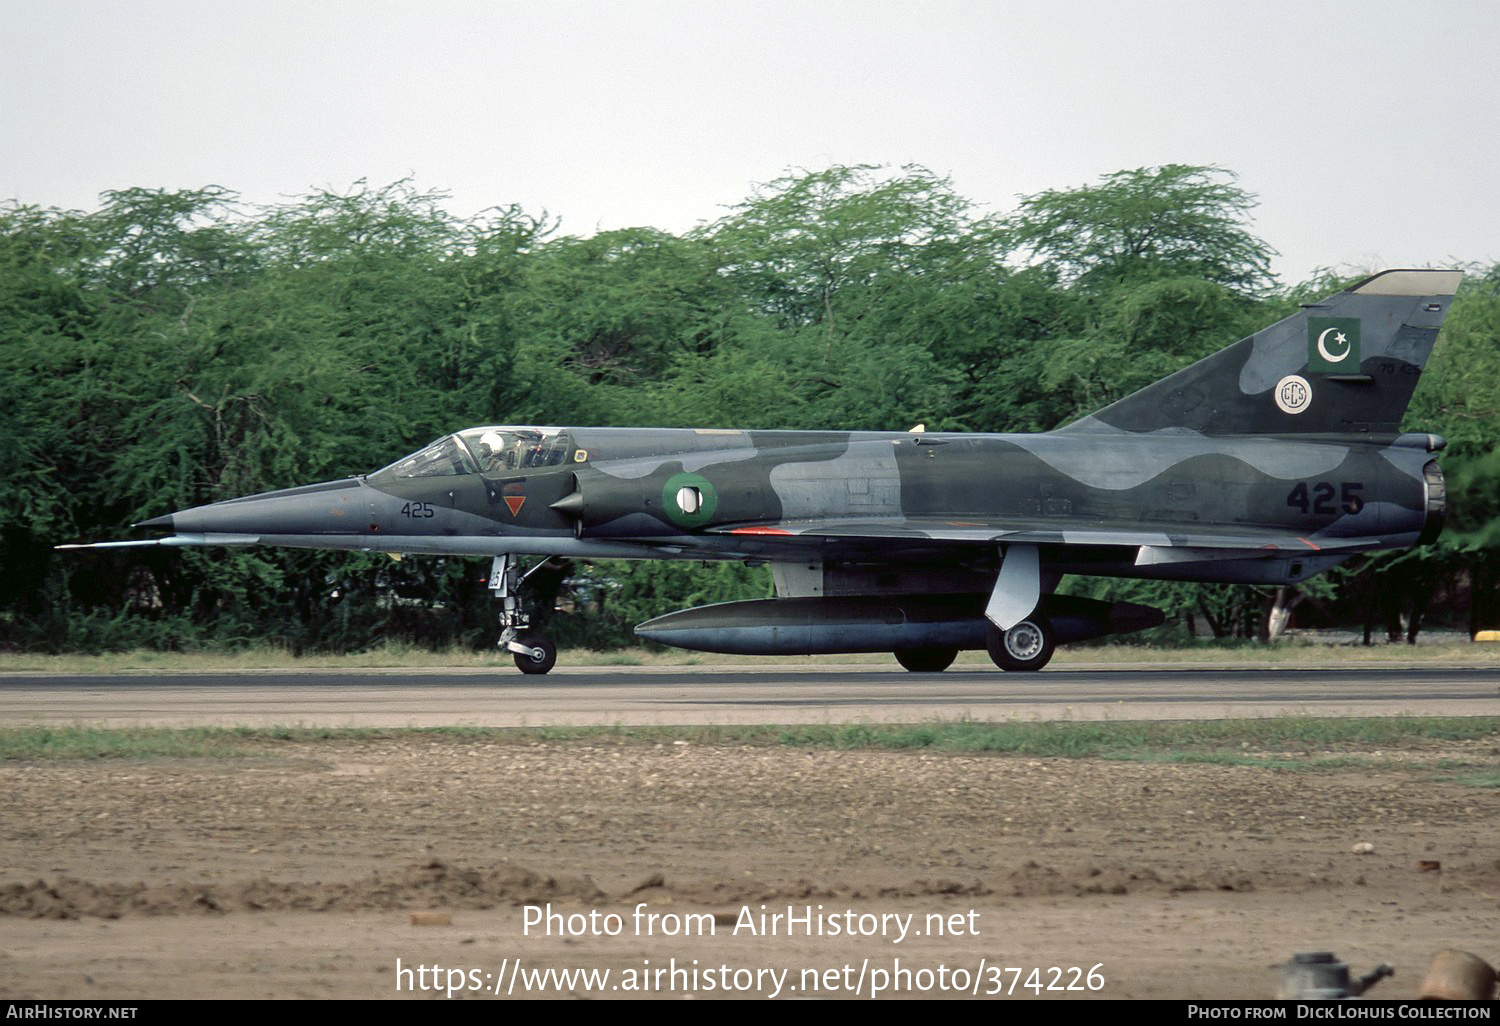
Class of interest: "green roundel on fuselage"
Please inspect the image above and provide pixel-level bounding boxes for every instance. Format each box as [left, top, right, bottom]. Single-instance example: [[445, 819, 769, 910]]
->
[[662, 472, 718, 528]]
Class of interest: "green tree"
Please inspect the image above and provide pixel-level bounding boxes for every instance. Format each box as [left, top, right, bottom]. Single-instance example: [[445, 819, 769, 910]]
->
[[1003, 164, 1276, 295], [502, 227, 735, 428], [1404, 263, 1500, 636], [658, 165, 1006, 431]]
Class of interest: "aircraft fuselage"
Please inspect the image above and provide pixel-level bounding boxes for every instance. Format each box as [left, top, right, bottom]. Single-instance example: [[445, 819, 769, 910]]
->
[[154, 425, 1442, 589]]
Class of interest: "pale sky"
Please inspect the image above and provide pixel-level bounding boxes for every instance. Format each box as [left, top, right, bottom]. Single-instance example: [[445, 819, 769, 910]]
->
[[4, 0, 1497, 285]]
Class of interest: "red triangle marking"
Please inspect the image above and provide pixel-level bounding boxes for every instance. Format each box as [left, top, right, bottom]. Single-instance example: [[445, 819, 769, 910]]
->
[[503, 495, 526, 516]]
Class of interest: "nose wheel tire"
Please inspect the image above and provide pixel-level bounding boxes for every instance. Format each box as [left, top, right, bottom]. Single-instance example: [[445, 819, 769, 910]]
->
[[987, 616, 1055, 672], [894, 646, 958, 673], [512, 633, 557, 675]]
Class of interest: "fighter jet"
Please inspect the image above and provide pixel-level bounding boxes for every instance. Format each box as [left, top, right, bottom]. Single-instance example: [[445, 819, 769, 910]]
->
[[61, 269, 1460, 674]]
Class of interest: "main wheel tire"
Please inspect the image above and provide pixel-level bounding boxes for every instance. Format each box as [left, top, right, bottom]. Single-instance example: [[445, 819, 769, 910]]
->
[[513, 633, 558, 675], [894, 646, 959, 673], [986, 616, 1055, 672]]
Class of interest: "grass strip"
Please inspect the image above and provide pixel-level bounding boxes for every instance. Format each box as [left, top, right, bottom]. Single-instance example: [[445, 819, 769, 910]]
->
[[2, 716, 1497, 762]]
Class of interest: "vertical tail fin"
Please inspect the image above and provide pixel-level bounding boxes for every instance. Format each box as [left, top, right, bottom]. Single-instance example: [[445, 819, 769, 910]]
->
[[1061, 269, 1462, 436]]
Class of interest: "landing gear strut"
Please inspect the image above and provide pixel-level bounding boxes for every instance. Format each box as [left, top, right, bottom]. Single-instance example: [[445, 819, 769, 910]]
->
[[489, 554, 558, 674]]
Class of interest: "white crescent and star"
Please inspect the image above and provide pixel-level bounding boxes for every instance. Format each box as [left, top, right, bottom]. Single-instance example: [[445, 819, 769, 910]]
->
[[1316, 327, 1351, 364]]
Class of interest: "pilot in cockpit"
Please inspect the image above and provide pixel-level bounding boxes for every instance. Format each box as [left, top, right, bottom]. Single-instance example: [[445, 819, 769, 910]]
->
[[471, 428, 564, 473], [477, 431, 509, 473]]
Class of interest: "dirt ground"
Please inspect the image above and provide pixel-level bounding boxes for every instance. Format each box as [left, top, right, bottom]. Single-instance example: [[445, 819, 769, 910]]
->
[[2, 735, 1498, 1001]]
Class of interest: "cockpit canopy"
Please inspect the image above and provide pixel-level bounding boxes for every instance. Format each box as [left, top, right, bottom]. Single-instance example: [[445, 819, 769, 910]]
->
[[373, 427, 572, 480], [460, 426, 571, 473]]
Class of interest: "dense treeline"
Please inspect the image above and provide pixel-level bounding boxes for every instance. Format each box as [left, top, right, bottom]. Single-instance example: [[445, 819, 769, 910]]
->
[[1, 166, 1496, 653]]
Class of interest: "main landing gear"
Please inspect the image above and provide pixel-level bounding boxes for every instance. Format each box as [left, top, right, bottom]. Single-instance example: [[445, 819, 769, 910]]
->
[[489, 554, 557, 674], [986, 615, 1055, 672], [890, 616, 1055, 673], [896, 543, 1056, 673]]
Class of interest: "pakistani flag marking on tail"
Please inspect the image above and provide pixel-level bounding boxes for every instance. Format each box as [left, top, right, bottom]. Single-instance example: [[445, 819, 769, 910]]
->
[[1308, 317, 1361, 373]]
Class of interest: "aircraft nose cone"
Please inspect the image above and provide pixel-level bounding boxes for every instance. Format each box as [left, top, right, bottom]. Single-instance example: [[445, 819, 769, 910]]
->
[[131, 479, 366, 537]]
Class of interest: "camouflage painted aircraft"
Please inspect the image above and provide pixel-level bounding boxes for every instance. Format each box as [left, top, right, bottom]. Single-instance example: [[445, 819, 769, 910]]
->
[[62, 269, 1461, 674]]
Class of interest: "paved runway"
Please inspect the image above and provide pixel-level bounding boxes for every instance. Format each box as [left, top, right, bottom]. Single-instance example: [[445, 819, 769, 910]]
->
[[2, 663, 1498, 727]]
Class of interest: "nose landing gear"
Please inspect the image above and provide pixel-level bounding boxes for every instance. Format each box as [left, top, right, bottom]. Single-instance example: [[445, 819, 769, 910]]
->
[[489, 554, 558, 674]]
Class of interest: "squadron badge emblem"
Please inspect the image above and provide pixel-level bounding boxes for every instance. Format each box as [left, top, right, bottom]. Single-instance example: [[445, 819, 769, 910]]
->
[[1274, 374, 1312, 415]]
